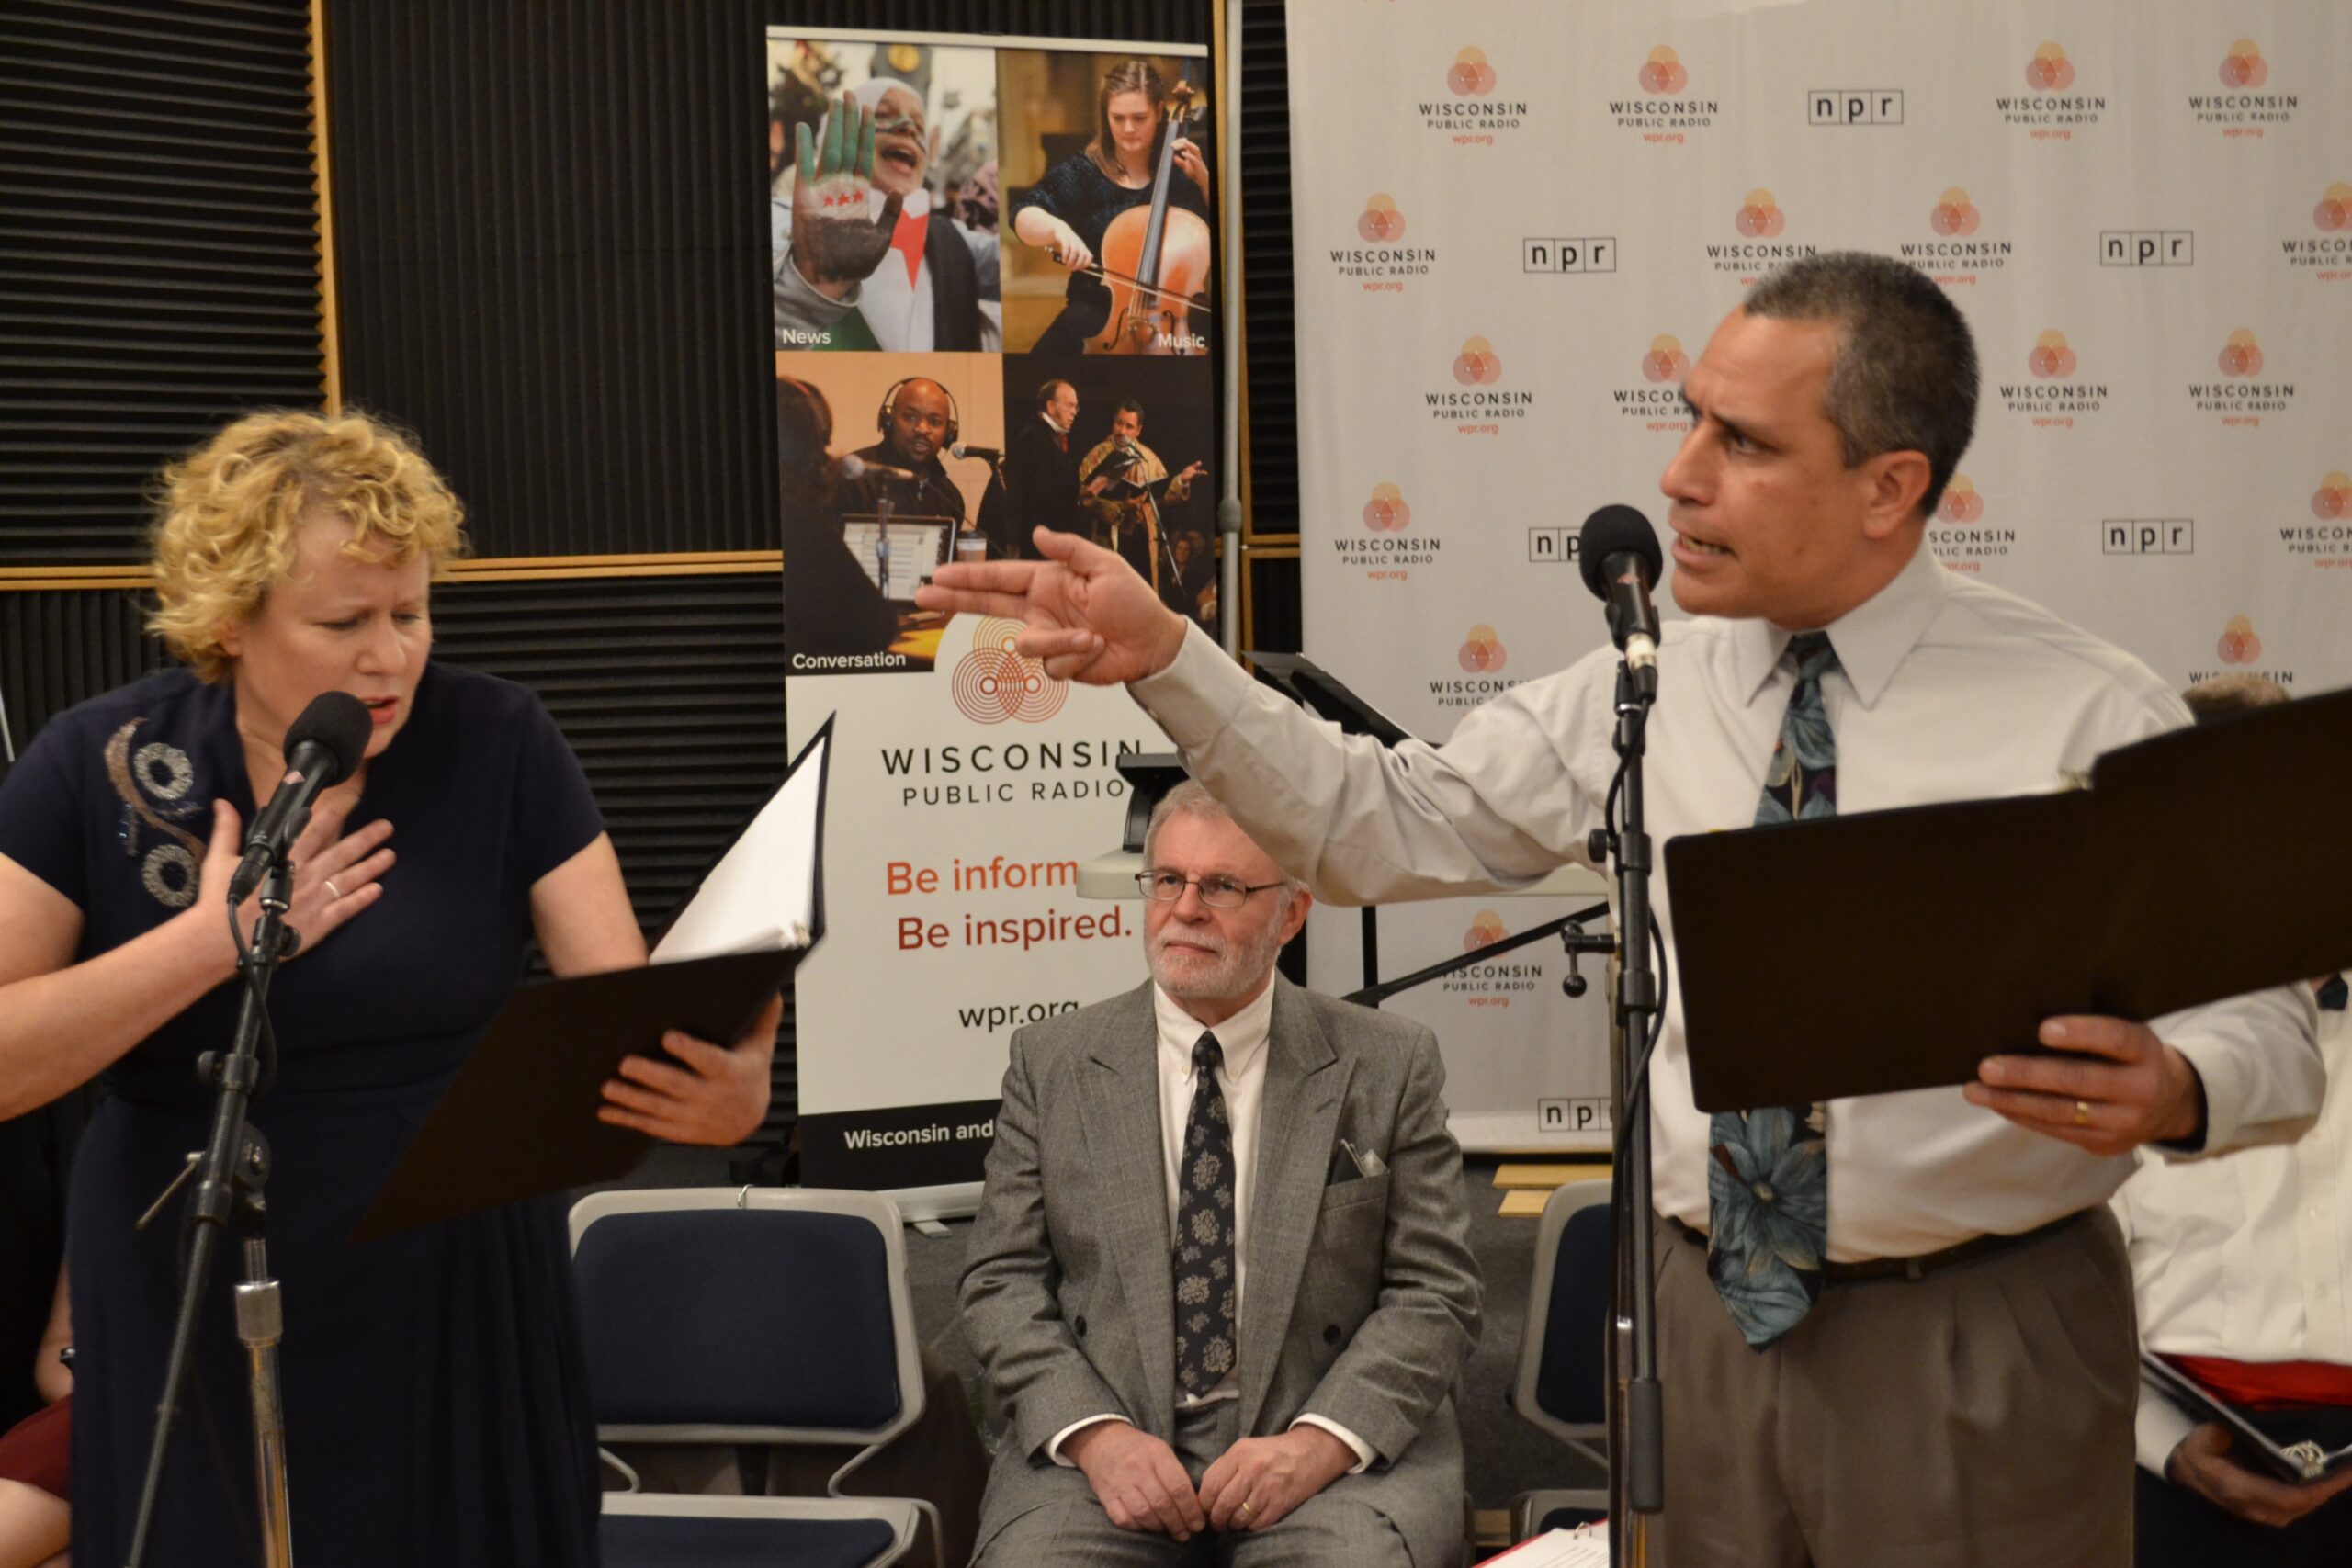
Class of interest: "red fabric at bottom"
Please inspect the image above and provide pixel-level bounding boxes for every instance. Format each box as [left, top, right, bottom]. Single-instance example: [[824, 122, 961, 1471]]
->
[[2171, 1354, 2352, 1411], [0, 1393, 68, 1498]]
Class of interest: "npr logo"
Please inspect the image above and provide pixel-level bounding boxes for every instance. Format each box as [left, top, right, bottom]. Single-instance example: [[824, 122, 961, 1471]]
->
[[1528, 528, 1585, 563], [1537, 1097, 1614, 1133], [2100, 231, 2195, 267], [1521, 236, 1617, 274], [2103, 518, 2195, 555], [1808, 88, 1905, 125]]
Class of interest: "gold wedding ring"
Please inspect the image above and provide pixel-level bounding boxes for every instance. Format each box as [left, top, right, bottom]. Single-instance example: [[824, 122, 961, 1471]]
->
[[2073, 1099, 2091, 1126], [1238, 1501, 1255, 1522], [323, 877, 343, 900]]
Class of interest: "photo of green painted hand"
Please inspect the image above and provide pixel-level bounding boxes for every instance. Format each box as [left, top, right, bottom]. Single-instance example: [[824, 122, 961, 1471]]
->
[[789, 89, 906, 288]]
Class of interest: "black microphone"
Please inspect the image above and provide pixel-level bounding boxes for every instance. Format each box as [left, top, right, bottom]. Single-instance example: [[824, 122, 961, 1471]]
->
[[948, 442, 1003, 464], [226, 692, 372, 906], [1577, 504, 1665, 674]]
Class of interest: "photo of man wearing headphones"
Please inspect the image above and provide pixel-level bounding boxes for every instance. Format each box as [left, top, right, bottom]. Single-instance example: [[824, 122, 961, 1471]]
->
[[831, 374, 971, 539]]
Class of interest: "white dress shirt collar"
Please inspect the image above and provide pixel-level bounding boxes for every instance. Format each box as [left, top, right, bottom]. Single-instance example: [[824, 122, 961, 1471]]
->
[[1729, 536, 1948, 709], [1152, 976, 1276, 1081]]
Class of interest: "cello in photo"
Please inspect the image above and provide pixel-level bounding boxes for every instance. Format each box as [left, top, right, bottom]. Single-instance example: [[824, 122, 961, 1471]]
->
[[1089, 79, 1211, 355]]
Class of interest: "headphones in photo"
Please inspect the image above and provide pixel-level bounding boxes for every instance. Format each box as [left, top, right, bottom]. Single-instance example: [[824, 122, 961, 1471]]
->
[[877, 377, 960, 447]]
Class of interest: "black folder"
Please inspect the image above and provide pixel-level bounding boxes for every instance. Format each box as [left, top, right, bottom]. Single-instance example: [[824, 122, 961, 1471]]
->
[[1666, 686, 2352, 1112], [352, 719, 834, 1240], [351, 947, 799, 1240]]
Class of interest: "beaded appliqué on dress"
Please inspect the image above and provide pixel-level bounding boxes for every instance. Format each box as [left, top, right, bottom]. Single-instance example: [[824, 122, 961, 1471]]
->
[[103, 719, 205, 908]]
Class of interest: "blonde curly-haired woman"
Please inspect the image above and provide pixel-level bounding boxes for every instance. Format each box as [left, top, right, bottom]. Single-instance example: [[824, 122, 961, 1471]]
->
[[0, 410, 776, 1566]]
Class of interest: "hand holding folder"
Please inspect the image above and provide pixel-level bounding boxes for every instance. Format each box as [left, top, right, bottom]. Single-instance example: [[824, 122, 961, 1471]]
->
[[2143, 1351, 2352, 1488], [353, 721, 834, 1240]]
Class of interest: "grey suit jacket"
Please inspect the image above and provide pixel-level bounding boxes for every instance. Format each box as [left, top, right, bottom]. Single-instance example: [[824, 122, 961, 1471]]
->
[[960, 976, 1482, 1563]]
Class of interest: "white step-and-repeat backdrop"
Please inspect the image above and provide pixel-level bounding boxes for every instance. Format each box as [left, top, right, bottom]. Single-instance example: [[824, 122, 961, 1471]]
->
[[1286, 0, 2352, 1150]]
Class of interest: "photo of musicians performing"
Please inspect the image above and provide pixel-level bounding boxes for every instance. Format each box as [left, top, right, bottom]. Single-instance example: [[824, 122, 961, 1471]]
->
[[996, 359, 1219, 635], [995, 51, 1216, 356], [769, 38, 1001, 353], [780, 352, 1008, 670]]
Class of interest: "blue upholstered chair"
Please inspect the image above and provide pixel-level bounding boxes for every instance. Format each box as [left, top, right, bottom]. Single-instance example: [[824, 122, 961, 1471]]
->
[[569, 1188, 937, 1568], [1509, 1177, 1613, 1540]]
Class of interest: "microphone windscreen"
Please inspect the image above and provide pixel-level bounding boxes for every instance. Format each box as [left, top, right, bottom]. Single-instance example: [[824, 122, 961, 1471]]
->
[[1577, 504, 1664, 601], [286, 692, 372, 784], [837, 454, 868, 479]]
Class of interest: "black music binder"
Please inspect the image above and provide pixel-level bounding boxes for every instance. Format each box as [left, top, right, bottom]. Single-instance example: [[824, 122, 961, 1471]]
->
[[1668, 687, 2352, 1111], [352, 720, 833, 1238]]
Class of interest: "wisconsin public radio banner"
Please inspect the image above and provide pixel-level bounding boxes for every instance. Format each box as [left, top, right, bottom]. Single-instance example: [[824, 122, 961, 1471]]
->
[[1288, 0, 2352, 1151], [770, 28, 1222, 1189]]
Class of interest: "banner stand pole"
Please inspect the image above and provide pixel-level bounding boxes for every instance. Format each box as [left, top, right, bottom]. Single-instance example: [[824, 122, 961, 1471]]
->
[[1217, 0, 1245, 657]]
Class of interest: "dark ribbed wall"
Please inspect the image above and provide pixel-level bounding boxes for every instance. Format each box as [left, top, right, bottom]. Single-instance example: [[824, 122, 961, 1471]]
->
[[324, 1, 772, 556], [1236, 0, 1295, 539], [0, 592, 166, 750], [0, 0, 324, 566]]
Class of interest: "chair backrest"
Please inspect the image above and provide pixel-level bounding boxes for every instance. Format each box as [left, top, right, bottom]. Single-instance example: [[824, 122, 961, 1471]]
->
[[1511, 1177, 1613, 1444], [570, 1187, 926, 1449]]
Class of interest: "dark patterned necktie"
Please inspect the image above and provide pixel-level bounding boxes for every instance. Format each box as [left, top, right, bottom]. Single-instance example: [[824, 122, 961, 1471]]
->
[[1172, 1031, 1238, 1397], [1707, 631, 1838, 1349]]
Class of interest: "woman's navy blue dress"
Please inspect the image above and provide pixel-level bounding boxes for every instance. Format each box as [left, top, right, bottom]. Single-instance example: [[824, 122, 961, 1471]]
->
[[0, 661, 607, 1567]]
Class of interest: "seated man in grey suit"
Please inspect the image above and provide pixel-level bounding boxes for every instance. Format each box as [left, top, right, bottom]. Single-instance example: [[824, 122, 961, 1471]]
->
[[960, 781, 1482, 1566]]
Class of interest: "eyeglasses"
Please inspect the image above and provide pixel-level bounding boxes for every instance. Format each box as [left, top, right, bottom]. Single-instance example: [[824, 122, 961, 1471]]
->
[[1135, 870, 1287, 909]]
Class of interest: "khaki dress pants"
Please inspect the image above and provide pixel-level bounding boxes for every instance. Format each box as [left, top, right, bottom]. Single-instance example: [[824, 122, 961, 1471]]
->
[[1652, 1209, 2136, 1568]]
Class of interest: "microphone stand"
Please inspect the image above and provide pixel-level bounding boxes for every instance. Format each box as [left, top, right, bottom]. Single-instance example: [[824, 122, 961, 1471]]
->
[[1602, 656, 1664, 1562], [126, 862, 300, 1568]]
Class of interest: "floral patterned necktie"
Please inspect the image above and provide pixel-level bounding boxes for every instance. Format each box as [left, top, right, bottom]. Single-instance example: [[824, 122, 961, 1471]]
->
[[1707, 631, 1838, 1349], [1173, 1032, 1238, 1395]]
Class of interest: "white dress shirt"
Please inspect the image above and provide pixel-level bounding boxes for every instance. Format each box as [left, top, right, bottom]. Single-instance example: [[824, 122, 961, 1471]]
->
[[2114, 993, 2352, 1472], [1046, 980, 1374, 1469], [1133, 541, 2323, 1260]]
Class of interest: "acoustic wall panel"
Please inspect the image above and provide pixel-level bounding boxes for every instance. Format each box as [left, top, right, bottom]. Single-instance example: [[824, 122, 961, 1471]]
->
[[0, 0, 324, 565]]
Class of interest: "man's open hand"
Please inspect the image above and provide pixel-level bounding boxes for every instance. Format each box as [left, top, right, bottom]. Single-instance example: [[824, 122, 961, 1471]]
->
[[1965, 1016, 2204, 1156], [1064, 1421, 1206, 1539], [915, 526, 1188, 684], [1197, 1427, 1356, 1531], [2166, 1422, 2352, 1528], [789, 91, 902, 295]]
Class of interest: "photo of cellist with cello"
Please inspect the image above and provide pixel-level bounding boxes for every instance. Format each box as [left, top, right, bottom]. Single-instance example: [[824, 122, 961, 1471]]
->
[[1000, 55, 1216, 356]]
